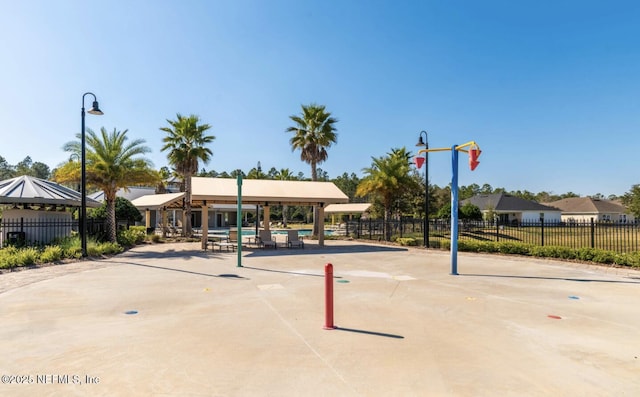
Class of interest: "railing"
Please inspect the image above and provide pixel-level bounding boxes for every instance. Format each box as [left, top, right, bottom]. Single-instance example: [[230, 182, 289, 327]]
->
[[0, 217, 107, 247], [344, 218, 640, 254]]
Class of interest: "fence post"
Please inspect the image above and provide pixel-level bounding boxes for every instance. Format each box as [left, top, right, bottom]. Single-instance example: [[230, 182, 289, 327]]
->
[[590, 217, 595, 248], [540, 217, 545, 246], [496, 220, 500, 242]]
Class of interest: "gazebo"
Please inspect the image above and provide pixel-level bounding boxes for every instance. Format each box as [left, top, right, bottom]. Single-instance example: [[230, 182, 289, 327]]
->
[[0, 175, 101, 246], [133, 177, 349, 247]]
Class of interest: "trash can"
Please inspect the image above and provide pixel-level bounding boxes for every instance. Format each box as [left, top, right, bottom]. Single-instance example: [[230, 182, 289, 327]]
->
[[6, 231, 26, 247]]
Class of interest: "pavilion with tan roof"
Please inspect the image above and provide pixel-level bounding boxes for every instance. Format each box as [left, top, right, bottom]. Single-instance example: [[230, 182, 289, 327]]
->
[[132, 177, 349, 248]]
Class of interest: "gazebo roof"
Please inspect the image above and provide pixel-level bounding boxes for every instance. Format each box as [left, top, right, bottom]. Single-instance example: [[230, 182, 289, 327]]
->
[[0, 175, 101, 207], [191, 177, 349, 206], [130, 178, 349, 211]]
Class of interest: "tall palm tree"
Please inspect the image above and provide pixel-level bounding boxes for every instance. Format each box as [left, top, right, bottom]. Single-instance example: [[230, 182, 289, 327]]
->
[[286, 103, 338, 236], [58, 127, 157, 243], [160, 114, 214, 237], [356, 147, 418, 241]]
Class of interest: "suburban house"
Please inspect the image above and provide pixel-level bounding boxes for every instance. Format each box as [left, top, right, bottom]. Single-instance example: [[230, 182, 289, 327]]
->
[[462, 193, 562, 224], [544, 197, 635, 223]]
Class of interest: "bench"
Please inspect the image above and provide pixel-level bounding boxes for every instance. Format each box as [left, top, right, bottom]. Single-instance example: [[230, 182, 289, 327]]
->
[[212, 242, 237, 252]]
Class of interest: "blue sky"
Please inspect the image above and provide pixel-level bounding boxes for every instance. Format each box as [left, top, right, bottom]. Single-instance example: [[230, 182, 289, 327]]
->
[[1, 0, 639, 197]]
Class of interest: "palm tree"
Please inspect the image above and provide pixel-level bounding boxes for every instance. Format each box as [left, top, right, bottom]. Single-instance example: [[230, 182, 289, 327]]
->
[[286, 103, 338, 236], [356, 147, 418, 241], [160, 114, 214, 237], [58, 127, 157, 243]]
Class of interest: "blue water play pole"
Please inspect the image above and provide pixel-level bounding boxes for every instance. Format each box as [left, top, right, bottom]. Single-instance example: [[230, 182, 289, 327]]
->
[[237, 173, 243, 267], [450, 145, 459, 275]]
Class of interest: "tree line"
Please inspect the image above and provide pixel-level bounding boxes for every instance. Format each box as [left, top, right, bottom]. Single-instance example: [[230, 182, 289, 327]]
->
[[3, 102, 640, 247]]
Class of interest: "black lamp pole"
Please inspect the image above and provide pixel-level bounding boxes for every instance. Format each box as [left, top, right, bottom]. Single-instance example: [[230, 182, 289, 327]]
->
[[80, 92, 103, 257], [416, 131, 429, 248]]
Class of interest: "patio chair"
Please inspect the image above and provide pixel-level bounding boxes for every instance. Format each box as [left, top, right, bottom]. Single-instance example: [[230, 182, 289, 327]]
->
[[286, 230, 304, 248], [210, 230, 239, 252], [170, 225, 182, 237], [258, 230, 277, 249]]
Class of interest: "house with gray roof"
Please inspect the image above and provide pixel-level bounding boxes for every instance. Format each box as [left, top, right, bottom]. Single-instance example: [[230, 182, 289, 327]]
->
[[544, 197, 635, 223], [462, 193, 561, 224]]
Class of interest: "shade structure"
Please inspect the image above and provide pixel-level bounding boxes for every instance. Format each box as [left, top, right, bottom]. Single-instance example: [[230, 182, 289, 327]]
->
[[190, 177, 349, 206], [130, 192, 186, 210], [323, 203, 371, 214], [0, 175, 101, 208]]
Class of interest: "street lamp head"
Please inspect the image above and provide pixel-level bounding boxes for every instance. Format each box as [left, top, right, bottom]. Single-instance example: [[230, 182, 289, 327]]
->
[[416, 130, 428, 147], [88, 100, 103, 115]]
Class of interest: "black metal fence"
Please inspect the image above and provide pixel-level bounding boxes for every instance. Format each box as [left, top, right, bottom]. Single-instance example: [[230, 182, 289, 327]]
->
[[0, 217, 107, 247], [4, 215, 639, 254], [344, 218, 640, 254]]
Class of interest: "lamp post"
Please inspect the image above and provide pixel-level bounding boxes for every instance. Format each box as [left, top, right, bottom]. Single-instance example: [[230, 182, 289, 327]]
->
[[416, 131, 429, 248], [80, 92, 103, 257], [255, 161, 261, 236]]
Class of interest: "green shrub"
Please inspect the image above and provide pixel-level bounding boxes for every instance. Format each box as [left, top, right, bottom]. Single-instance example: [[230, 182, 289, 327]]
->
[[529, 245, 576, 260], [575, 247, 597, 262], [396, 237, 418, 246], [611, 253, 636, 267], [591, 250, 616, 264], [149, 234, 162, 243], [96, 242, 123, 255], [448, 240, 640, 268], [458, 240, 501, 253], [117, 226, 146, 247], [52, 236, 83, 259], [498, 242, 532, 255], [17, 248, 39, 266], [0, 246, 20, 269], [40, 246, 64, 263]]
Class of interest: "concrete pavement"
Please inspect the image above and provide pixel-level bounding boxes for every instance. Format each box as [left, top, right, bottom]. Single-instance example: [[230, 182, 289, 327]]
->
[[1, 240, 639, 396]]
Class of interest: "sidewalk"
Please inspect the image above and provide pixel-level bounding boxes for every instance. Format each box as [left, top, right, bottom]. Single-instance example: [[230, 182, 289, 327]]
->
[[1, 241, 639, 396]]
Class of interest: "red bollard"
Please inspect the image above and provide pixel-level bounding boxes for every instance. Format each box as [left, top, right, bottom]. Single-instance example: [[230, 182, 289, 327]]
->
[[324, 263, 335, 330]]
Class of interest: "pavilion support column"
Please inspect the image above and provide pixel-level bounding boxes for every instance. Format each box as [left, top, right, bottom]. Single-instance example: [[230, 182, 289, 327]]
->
[[162, 208, 168, 238], [263, 204, 270, 232], [201, 201, 208, 250], [318, 203, 325, 247], [145, 209, 151, 229]]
